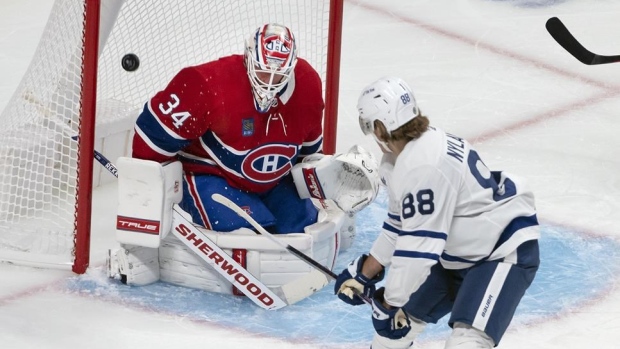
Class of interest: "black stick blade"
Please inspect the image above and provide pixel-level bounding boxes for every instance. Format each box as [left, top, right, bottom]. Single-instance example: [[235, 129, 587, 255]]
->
[[546, 17, 620, 65], [546, 17, 595, 64]]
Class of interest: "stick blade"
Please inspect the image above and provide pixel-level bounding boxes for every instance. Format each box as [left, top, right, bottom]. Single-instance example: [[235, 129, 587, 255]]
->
[[545, 17, 595, 65], [274, 269, 331, 305]]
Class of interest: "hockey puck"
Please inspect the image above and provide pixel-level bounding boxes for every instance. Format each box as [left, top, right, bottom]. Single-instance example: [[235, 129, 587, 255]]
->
[[121, 53, 140, 72]]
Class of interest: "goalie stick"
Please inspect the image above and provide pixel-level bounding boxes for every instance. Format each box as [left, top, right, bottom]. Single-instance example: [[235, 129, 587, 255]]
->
[[89, 149, 329, 308], [212, 193, 372, 305], [546, 17, 620, 65]]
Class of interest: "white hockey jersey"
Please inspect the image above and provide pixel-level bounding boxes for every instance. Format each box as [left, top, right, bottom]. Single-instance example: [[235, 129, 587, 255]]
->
[[370, 126, 540, 307]]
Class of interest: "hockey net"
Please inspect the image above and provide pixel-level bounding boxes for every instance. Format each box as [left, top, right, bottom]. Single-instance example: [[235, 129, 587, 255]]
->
[[0, 0, 342, 273]]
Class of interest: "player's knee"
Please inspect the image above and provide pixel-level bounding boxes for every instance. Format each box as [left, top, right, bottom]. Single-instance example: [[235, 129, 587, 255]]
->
[[445, 322, 494, 349], [370, 317, 425, 349]]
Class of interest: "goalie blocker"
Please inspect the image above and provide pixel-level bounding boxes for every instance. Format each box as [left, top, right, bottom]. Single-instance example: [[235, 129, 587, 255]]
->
[[109, 147, 378, 303]]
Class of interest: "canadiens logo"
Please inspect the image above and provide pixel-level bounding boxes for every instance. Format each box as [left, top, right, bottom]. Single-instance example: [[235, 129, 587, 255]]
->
[[265, 38, 291, 54], [241, 144, 297, 183]]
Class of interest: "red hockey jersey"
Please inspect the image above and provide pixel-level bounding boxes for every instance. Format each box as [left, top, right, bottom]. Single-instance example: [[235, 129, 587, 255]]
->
[[132, 55, 324, 193]]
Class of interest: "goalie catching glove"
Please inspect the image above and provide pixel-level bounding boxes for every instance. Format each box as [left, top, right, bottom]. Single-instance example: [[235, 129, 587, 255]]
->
[[292, 145, 380, 214]]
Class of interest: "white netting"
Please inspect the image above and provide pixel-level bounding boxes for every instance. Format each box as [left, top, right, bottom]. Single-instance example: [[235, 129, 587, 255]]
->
[[0, 0, 334, 270]]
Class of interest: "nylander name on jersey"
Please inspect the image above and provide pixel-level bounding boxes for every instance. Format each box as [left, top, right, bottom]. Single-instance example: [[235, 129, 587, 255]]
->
[[131, 55, 324, 193], [446, 132, 466, 163]]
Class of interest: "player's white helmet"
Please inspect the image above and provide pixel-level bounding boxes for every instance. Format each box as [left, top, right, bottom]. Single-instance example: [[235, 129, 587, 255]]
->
[[357, 77, 420, 137], [245, 23, 298, 113]]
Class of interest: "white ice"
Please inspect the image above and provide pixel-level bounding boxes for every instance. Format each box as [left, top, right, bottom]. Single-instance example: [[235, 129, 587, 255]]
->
[[1, 0, 620, 348]]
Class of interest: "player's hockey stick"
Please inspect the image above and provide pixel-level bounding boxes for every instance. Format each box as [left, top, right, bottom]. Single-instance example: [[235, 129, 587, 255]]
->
[[89, 149, 328, 307], [212, 193, 372, 305], [546, 17, 620, 65]]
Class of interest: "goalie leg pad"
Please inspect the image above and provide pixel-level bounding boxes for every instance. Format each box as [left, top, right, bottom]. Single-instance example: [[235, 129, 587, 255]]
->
[[107, 244, 160, 286], [116, 158, 182, 248], [304, 198, 344, 270], [159, 228, 317, 294], [159, 199, 343, 296], [159, 234, 234, 294]]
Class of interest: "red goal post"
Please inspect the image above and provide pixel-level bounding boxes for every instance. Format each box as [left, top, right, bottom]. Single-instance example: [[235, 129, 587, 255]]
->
[[0, 0, 343, 273]]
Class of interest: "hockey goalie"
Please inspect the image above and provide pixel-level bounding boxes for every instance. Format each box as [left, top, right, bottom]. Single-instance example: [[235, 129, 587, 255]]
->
[[108, 145, 379, 309]]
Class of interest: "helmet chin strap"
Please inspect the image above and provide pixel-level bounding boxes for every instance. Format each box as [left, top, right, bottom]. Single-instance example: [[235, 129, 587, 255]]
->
[[371, 132, 393, 153]]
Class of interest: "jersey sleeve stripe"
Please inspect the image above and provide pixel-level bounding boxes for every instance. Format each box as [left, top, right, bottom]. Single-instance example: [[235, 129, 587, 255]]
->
[[398, 230, 448, 240], [177, 151, 218, 166], [300, 136, 323, 156], [440, 253, 478, 264], [134, 126, 178, 157], [146, 101, 188, 140], [388, 212, 401, 221], [393, 250, 440, 261], [382, 221, 400, 234], [493, 214, 538, 250]]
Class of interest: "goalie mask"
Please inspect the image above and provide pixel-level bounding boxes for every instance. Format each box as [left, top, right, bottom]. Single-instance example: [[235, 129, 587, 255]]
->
[[245, 23, 298, 113], [357, 77, 420, 149]]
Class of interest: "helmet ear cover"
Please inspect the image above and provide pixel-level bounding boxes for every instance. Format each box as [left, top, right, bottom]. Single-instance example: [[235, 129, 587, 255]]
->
[[245, 23, 298, 112], [357, 77, 420, 138]]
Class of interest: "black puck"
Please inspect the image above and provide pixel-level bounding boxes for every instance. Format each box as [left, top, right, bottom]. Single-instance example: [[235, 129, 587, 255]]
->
[[121, 53, 140, 72]]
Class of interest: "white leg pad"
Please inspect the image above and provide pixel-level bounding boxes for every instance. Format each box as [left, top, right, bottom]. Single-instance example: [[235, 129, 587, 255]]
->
[[159, 199, 344, 297], [370, 317, 426, 349], [107, 244, 160, 286], [444, 322, 495, 349], [116, 158, 183, 248], [304, 198, 344, 270], [159, 233, 233, 294], [159, 229, 317, 293]]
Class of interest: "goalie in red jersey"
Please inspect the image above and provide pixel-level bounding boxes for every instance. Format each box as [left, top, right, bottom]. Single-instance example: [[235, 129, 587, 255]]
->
[[132, 23, 324, 234], [109, 25, 381, 298]]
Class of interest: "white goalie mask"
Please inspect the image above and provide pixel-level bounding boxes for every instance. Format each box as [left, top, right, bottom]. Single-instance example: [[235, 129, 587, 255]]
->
[[245, 23, 298, 113], [357, 77, 420, 146]]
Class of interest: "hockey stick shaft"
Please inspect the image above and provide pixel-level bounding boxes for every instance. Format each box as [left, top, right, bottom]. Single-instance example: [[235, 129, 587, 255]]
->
[[546, 17, 620, 65], [212, 193, 372, 305], [212, 193, 337, 279]]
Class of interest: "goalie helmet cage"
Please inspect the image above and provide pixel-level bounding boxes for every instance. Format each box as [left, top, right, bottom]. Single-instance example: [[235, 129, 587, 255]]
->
[[0, 0, 343, 274]]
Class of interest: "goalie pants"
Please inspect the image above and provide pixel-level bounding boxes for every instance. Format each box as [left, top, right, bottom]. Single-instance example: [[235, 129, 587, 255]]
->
[[404, 239, 539, 346], [181, 173, 318, 234]]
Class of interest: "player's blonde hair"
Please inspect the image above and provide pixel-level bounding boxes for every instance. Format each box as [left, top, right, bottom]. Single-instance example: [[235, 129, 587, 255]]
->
[[375, 112, 429, 143]]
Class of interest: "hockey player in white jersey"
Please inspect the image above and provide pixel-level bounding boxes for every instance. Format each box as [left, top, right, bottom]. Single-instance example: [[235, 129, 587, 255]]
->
[[334, 77, 540, 348]]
